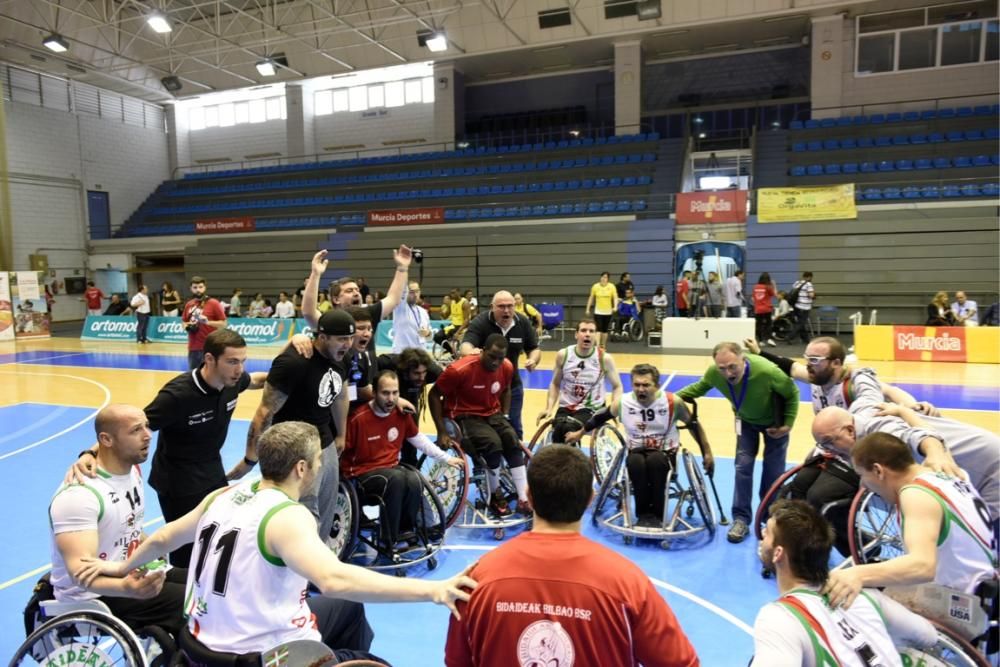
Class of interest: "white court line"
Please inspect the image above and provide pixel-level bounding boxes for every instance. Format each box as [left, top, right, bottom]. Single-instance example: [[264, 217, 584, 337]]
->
[[0, 517, 163, 591], [0, 370, 112, 462], [659, 370, 677, 393], [441, 544, 752, 636], [0, 352, 86, 367]]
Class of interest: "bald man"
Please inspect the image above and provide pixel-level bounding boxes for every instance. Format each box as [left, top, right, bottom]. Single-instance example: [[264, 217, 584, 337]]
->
[[48, 404, 186, 635], [812, 405, 999, 522], [459, 290, 541, 438]]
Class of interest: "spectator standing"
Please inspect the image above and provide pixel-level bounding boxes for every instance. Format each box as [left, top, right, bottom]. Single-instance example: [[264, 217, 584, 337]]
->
[[676, 272, 691, 318], [104, 294, 128, 316], [318, 292, 333, 313], [358, 277, 371, 303], [181, 277, 227, 370], [83, 281, 106, 316], [130, 285, 151, 344], [690, 273, 707, 318], [706, 272, 724, 318], [247, 293, 265, 318], [752, 273, 777, 347], [926, 291, 957, 326], [464, 289, 479, 318], [160, 282, 181, 317], [513, 293, 542, 338], [791, 271, 816, 344], [724, 270, 745, 318], [585, 271, 618, 349], [951, 291, 978, 326], [274, 292, 295, 318], [229, 288, 242, 317], [652, 286, 669, 326], [392, 281, 432, 353], [615, 272, 635, 300]]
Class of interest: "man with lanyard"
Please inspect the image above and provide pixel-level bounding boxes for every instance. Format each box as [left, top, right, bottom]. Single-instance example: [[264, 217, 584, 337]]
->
[[677, 342, 799, 543], [536, 318, 623, 445], [68, 329, 270, 567], [377, 347, 443, 466], [567, 364, 713, 527], [823, 433, 998, 621], [301, 246, 413, 327], [752, 499, 937, 667], [459, 290, 541, 440], [431, 334, 530, 518], [392, 280, 433, 353], [343, 371, 463, 559], [181, 276, 227, 370]]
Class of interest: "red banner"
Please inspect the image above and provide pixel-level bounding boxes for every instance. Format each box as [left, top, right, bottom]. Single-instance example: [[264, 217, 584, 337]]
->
[[676, 191, 748, 224], [367, 208, 444, 226], [195, 217, 256, 234], [893, 326, 967, 362]]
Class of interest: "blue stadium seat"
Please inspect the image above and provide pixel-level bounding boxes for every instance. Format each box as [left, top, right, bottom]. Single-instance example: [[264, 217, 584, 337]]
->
[[920, 185, 941, 199], [641, 153, 656, 162], [932, 157, 953, 169], [842, 163, 858, 174], [623, 176, 637, 187], [837, 117, 853, 127], [824, 164, 841, 174], [938, 108, 956, 119], [992, 155, 1000, 166], [985, 128, 1000, 140], [902, 111, 920, 122], [982, 183, 1000, 196], [792, 141, 807, 152], [852, 115, 869, 125], [587, 202, 601, 213], [915, 158, 933, 170], [882, 187, 902, 199], [559, 204, 573, 215], [891, 135, 909, 145], [568, 180, 581, 190], [860, 162, 877, 173], [964, 129, 984, 141], [822, 139, 839, 150], [616, 200, 631, 212], [820, 118, 837, 128], [647, 132, 660, 141], [927, 132, 945, 143], [532, 205, 546, 216], [601, 201, 616, 212], [876, 160, 895, 172], [637, 175, 652, 185], [953, 156, 973, 168], [975, 105, 993, 116], [594, 178, 608, 188], [554, 181, 567, 191], [608, 177, 622, 187], [869, 114, 885, 124], [902, 186, 921, 199], [960, 184, 981, 197], [862, 187, 882, 200], [840, 138, 857, 149], [627, 154, 642, 164], [582, 179, 594, 188], [807, 165, 823, 176], [857, 137, 875, 148], [875, 135, 891, 147], [910, 134, 927, 144], [946, 131, 965, 142], [973, 155, 991, 166], [541, 182, 555, 192], [790, 120, 804, 130], [956, 107, 973, 117], [807, 140, 822, 151], [632, 200, 647, 211], [920, 110, 937, 120], [805, 119, 820, 129], [573, 203, 586, 214], [885, 113, 902, 123], [942, 185, 961, 197], [895, 159, 913, 170]]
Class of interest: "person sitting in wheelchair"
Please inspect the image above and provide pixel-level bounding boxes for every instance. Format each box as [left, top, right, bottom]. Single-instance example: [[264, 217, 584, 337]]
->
[[823, 433, 997, 640], [536, 318, 623, 445], [430, 334, 531, 518], [612, 288, 642, 335], [433, 289, 471, 357], [567, 363, 714, 527], [343, 370, 463, 560]]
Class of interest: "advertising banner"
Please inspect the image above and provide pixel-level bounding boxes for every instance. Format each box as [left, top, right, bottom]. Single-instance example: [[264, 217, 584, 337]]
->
[[82, 316, 293, 345], [375, 319, 448, 352], [757, 184, 857, 223], [11, 271, 50, 339], [225, 318, 294, 345], [0, 273, 13, 342], [195, 217, 256, 234], [148, 317, 189, 343], [367, 208, 445, 226], [675, 191, 748, 224], [81, 316, 138, 341], [892, 326, 967, 363]]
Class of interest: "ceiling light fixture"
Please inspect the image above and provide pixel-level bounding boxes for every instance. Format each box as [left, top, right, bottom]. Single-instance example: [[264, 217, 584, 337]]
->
[[147, 13, 172, 34], [425, 33, 448, 52], [42, 34, 69, 53], [256, 60, 276, 77]]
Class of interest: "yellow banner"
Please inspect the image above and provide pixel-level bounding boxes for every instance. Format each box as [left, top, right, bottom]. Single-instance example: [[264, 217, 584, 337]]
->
[[757, 184, 857, 223]]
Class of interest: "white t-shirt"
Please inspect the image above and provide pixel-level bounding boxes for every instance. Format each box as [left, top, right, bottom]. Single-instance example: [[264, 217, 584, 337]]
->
[[274, 300, 295, 318], [952, 300, 978, 325], [724, 276, 744, 307], [130, 292, 150, 314]]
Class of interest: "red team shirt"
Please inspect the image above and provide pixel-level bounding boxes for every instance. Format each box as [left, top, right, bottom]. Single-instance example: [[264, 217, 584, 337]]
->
[[342, 403, 419, 478], [675, 279, 689, 310], [182, 297, 226, 351], [445, 532, 699, 667], [433, 355, 514, 418], [84, 286, 104, 310], [751, 283, 776, 315]]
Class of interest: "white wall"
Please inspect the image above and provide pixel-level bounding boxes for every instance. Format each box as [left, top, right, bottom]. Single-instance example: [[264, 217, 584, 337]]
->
[[188, 119, 287, 164], [313, 102, 437, 154]]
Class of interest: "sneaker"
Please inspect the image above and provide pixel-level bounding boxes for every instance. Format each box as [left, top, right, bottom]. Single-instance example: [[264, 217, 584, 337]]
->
[[516, 500, 533, 518], [727, 519, 750, 543], [766, 339, 777, 347], [489, 491, 513, 517]]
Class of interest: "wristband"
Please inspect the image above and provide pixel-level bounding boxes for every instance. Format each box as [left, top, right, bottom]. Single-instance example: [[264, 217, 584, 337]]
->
[[243, 456, 258, 467], [503, 414, 510, 420], [79, 449, 97, 459]]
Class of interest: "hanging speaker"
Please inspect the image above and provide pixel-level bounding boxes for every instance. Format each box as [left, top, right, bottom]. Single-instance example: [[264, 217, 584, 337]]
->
[[161, 76, 182, 92]]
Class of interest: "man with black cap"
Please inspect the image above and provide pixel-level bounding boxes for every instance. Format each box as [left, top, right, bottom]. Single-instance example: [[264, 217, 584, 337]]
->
[[229, 308, 356, 543]]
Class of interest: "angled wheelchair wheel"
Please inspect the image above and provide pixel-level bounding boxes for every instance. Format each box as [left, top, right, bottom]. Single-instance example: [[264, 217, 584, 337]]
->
[[772, 316, 794, 342], [848, 489, 903, 565], [528, 420, 554, 456], [329, 479, 360, 562], [412, 467, 449, 546], [10, 610, 147, 667], [591, 425, 626, 484], [624, 318, 644, 342], [683, 449, 715, 537], [899, 619, 991, 667], [591, 446, 626, 527], [421, 444, 469, 528], [753, 464, 805, 540]]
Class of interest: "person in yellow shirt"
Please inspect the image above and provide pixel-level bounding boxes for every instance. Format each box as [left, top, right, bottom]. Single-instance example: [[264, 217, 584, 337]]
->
[[434, 289, 471, 356], [585, 271, 618, 349], [514, 293, 542, 338], [317, 293, 333, 314]]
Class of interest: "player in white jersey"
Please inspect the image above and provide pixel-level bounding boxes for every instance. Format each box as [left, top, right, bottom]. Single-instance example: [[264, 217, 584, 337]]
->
[[76, 421, 476, 660], [536, 318, 622, 444], [568, 363, 714, 527], [823, 432, 998, 612], [753, 499, 937, 666], [49, 404, 186, 634]]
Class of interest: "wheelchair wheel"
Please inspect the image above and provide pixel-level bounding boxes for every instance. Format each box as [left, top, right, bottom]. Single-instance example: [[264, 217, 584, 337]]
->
[[10, 610, 148, 667], [329, 479, 360, 562], [591, 446, 626, 527], [528, 420, 554, 456], [848, 489, 903, 565], [682, 449, 715, 537], [900, 619, 991, 667], [591, 425, 626, 484], [414, 469, 449, 543], [624, 318, 644, 342], [421, 444, 469, 529], [753, 464, 805, 540], [772, 316, 794, 342]]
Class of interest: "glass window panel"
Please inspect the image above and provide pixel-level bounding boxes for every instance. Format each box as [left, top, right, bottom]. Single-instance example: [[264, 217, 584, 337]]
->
[[266, 97, 282, 119], [422, 77, 435, 104], [332, 89, 349, 112], [941, 21, 982, 65], [218, 103, 235, 127], [315, 90, 333, 116], [248, 99, 266, 123], [204, 106, 219, 127], [857, 33, 895, 73], [929, 1, 996, 25], [986, 19, 998, 60], [404, 79, 422, 104], [234, 101, 249, 124], [384, 81, 405, 107], [189, 106, 205, 131], [368, 85, 384, 108], [349, 86, 367, 111], [899, 28, 937, 69], [859, 9, 924, 34]]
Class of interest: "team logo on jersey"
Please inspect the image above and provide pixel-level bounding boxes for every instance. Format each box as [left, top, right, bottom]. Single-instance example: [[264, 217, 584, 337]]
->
[[387, 427, 400, 442], [317, 369, 343, 407], [517, 619, 575, 667], [491, 381, 501, 394]]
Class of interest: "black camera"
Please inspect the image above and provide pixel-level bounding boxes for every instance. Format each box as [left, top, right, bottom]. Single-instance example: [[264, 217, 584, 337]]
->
[[412, 249, 424, 264], [185, 320, 201, 333]]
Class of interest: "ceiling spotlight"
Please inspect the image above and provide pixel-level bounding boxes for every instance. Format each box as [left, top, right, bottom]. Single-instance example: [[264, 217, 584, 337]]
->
[[418, 30, 448, 52], [147, 13, 172, 33], [43, 34, 69, 53], [256, 60, 276, 77]]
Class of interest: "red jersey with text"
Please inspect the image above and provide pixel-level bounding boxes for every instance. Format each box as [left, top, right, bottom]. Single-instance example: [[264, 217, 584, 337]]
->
[[342, 403, 419, 478], [434, 355, 514, 418], [751, 284, 775, 315], [182, 297, 226, 351], [84, 286, 105, 310], [445, 532, 699, 667]]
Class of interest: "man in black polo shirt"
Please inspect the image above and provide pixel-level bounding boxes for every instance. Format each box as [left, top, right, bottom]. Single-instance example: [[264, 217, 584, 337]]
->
[[230, 309, 356, 543], [69, 328, 268, 567], [377, 346, 443, 466], [459, 290, 541, 439]]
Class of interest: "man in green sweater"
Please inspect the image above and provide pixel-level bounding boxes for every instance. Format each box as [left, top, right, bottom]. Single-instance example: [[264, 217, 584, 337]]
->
[[677, 341, 799, 543]]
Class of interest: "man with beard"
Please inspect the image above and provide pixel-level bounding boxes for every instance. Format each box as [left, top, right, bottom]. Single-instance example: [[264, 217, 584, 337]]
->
[[751, 499, 935, 666], [343, 371, 463, 559], [181, 276, 227, 369], [302, 247, 412, 327], [377, 347, 442, 466]]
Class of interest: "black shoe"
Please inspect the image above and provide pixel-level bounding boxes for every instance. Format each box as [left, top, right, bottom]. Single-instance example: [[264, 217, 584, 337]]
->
[[489, 491, 513, 517], [516, 501, 533, 518], [727, 519, 750, 543]]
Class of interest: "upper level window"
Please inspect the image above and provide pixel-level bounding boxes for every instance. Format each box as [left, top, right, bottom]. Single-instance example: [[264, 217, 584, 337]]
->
[[313, 76, 435, 116], [189, 95, 284, 131]]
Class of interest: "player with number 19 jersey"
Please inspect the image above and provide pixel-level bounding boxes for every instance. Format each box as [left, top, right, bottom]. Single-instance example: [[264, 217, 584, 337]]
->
[[617, 390, 680, 452], [185, 480, 318, 653]]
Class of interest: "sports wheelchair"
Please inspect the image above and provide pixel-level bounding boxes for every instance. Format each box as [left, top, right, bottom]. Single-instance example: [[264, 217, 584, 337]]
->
[[326, 463, 460, 576], [608, 309, 644, 343], [589, 414, 722, 548], [13, 573, 176, 667], [527, 413, 590, 456]]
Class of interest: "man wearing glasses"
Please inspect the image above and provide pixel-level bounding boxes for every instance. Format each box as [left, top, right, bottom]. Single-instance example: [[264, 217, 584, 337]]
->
[[677, 342, 799, 543]]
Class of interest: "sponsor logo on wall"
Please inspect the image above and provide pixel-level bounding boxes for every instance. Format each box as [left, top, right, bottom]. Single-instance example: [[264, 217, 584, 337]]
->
[[893, 326, 966, 362]]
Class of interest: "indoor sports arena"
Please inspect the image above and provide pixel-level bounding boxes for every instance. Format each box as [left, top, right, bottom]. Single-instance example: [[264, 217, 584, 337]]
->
[[0, 0, 998, 665]]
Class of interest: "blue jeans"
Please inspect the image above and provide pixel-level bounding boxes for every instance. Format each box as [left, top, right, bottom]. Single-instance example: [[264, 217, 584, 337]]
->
[[509, 383, 525, 439], [187, 349, 204, 370], [733, 420, 789, 524], [794, 307, 812, 343], [726, 306, 742, 318]]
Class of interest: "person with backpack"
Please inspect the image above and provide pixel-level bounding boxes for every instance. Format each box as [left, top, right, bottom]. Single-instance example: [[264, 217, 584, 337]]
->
[[789, 272, 815, 344]]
